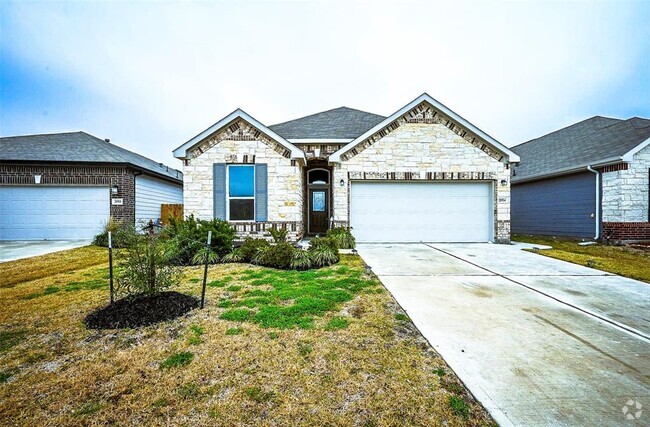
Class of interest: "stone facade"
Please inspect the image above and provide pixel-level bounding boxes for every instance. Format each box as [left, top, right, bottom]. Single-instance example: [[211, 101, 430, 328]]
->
[[332, 123, 511, 243], [182, 139, 304, 239], [601, 144, 650, 222], [0, 163, 136, 222]]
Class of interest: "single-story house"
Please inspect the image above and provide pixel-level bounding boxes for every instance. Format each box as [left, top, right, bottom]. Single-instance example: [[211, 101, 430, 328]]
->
[[173, 93, 519, 244], [0, 132, 183, 240], [510, 116, 650, 241]]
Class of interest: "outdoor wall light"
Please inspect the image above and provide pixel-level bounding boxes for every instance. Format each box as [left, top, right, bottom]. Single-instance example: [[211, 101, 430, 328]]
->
[[340, 179, 345, 187], [111, 185, 119, 194], [500, 179, 508, 186], [34, 175, 42, 184]]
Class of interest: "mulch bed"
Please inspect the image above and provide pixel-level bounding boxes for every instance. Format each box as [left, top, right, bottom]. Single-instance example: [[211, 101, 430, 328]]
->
[[85, 291, 199, 329]]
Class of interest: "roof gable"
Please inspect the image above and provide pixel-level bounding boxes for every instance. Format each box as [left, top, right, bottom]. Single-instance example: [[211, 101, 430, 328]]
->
[[329, 93, 519, 163], [0, 131, 182, 181], [173, 109, 305, 161], [268, 107, 386, 140], [511, 116, 650, 182]]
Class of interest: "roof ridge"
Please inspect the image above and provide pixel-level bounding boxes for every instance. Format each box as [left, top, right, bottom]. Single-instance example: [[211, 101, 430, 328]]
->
[[511, 116, 622, 149], [270, 105, 385, 127]]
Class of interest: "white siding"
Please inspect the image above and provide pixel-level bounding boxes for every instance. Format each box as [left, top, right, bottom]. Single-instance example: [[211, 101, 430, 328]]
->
[[0, 186, 109, 240], [135, 175, 183, 227]]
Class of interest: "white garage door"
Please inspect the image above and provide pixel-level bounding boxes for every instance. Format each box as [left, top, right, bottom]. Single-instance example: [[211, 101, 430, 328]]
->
[[350, 181, 493, 243], [0, 186, 109, 240]]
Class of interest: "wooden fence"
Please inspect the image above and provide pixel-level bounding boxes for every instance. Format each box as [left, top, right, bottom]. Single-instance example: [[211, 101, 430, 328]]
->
[[161, 204, 183, 225]]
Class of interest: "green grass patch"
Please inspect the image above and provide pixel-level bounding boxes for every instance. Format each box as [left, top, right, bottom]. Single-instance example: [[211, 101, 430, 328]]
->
[[178, 382, 200, 399], [394, 313, 410, 322], [0, 329, 27, 353], [65, 278, 106, 292], [160, 351, 194, 369], [324, 316, 350, 330], [207, 276, 232, 287], [187, 325, 204, 345], [225, 327, 243, 335], [219, 263, 377, 329], [449, 395, 470, 419], [432, 368, 446, 377], [244, 386, 275, 403], [75, 401, 101, 416], [267, 331, 279, 339], [0, 368, 18, 383]]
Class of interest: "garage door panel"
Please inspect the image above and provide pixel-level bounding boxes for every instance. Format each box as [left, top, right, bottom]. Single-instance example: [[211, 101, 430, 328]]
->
[[350, 182, 492, 243], [0, 186, 109, 240]]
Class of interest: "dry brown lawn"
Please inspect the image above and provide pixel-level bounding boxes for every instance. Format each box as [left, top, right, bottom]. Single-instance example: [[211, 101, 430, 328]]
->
[[0, 246, 494, 426]]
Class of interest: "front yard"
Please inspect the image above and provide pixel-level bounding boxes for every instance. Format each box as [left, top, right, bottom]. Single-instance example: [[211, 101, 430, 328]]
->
[[513, 235, 650, 283], [0, 247, 494, 426]]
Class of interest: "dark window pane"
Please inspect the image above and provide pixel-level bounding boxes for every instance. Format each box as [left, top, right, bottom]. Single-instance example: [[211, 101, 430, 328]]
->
[[229, 165, 254, 197], [308, 169, 329, 184], [230, 199, 254, 221]]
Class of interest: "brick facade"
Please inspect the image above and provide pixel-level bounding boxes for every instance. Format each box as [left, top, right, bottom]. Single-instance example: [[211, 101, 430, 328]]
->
[[602, 222, 650, 242], [0, 163, 136, 223]]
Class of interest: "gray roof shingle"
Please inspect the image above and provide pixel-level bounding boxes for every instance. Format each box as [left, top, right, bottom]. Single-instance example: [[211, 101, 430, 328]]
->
[[511, 116, 650, 182], [0, 131, 182, 181], [269, 106, 386, 139]]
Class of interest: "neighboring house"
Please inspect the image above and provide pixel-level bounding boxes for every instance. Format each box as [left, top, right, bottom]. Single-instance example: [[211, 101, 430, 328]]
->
[[173, 93, 519, 243], [510, 116, 650, 241], [0, 132, 183, 240]]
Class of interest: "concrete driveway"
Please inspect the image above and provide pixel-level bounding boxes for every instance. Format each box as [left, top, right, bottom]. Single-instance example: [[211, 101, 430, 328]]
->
[[0, 240, 91, 262], [357, 243, 650, 426]]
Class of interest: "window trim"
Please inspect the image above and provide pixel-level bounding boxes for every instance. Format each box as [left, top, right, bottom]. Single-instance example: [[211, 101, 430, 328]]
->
[[226, 164, 256, 222]]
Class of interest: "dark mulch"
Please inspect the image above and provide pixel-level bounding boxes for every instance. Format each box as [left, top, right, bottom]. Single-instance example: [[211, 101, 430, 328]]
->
[[85, 291, 199, 329]]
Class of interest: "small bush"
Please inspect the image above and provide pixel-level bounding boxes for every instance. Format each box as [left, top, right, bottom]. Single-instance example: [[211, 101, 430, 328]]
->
[[93, 218, 137, 248], [161, 351, 194, 369], [308, 236, 339, 267], [253, 243, 295, 269], [163, 215, 235, 266], [238, 238, 271, 262], [268, 227, 288, 243], [221, 249, 244, 263], [291, 249, 312, 270], [327, 226, 356, 249]]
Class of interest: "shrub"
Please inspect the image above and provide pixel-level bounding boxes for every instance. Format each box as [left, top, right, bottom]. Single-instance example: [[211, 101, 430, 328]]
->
[[116, 234, 182, 297], [268, 227, 288, 243], [308, 237, 339, 267], [237, 238, 270, 262], [290, 249, 312, 270], [163, 215, 235, 265], [253, 243, 295, 269], [93, 218, 137, 248], [327, 226, 356, 249]]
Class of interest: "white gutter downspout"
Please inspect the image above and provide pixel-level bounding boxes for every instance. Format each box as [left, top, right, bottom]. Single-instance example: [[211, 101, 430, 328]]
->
[[587, 166, 600, 240]]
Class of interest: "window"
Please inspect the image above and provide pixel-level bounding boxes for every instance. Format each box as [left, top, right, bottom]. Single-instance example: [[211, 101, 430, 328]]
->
[[308, 169, 330, 185], [228, 165, 255, 221]]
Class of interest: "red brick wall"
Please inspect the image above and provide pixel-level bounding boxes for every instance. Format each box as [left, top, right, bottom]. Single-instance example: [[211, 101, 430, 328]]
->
[[602, 222, 650, 242], [0, 163, 135, 223]]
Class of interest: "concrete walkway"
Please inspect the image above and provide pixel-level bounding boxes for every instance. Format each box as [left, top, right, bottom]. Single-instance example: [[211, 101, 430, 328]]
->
[[0, 240, 91, 262], [357, 243, 650, 426]]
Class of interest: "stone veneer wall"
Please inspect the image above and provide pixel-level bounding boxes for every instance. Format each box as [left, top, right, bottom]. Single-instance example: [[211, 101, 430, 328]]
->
[[0, 163, 136, 223], [182, 139, 304, 240], [332, 123, 511, 243], [601, 145, 650, 223]]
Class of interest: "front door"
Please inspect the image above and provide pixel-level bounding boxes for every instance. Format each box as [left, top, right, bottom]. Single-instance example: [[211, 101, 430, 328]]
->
[[309, 188, 329, 234]]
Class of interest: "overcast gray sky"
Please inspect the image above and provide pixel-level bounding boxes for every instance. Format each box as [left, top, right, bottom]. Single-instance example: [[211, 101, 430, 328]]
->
[[1, 0, 649, 169]]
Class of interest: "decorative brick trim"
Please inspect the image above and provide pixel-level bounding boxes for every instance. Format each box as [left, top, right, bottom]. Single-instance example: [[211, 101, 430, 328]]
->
[[189, 119, 291, 160], [348, 171, 497, 181], [294, 144, 345, 159], [340, 101, 505, 163], [231, 221, 304, 242], [602, 222, 650, 241], [600, 163, 629, 173]]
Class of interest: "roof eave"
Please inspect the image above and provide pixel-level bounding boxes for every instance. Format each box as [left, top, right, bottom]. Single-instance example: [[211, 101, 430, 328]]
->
[[621, 136, 650, 162], [329, 93, 519, 163], [511, 157, 625, 184], [173, 109, 306, 162]]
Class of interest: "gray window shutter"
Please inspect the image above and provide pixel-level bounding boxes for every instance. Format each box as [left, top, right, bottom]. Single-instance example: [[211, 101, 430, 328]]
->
[[213, 163, 226, 220], [255, 164, 268, 222]]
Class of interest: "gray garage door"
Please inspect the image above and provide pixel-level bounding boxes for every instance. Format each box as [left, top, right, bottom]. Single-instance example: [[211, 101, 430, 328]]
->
[[350, 181, 493, 242], [0, 186, 109, 240]]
